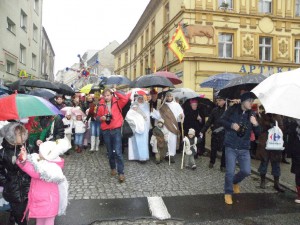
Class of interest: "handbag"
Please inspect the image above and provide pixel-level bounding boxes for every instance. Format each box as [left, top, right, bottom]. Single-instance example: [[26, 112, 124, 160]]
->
[[265, 120, 285, 151], [121, 120, 134, 139]]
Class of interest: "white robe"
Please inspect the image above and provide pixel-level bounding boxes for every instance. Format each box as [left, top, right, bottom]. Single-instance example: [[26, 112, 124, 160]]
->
[[151, 101, 184, 156]]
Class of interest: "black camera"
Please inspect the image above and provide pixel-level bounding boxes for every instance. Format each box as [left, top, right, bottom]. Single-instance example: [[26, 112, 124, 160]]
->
[[105, 113, 112, 124], [237, 123, 248, 137]]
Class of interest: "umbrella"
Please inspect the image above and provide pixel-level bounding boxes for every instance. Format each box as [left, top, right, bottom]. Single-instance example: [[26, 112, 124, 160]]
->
[[218, 74, 266, 99], [28, 88, 56, 100], [8, 79, 60, 92], [0, 94, 61, 120], [251, 68, 300, 119], [80, 83, 100, 94], [0, 85, 12, 95], [54, 82, 75, 96], [154, 71, 182, 85], [172, 88, 199, 102], [200, 73, 241, 90], [100, 75, 131, 86], [130, 74, 175, 88]]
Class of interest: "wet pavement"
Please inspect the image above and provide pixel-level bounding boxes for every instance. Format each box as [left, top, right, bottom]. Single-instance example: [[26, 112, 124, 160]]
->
[[1, 146, 298, 225]]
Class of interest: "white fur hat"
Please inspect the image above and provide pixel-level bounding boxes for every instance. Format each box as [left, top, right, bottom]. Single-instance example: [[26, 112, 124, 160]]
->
[[158, 118, 164, 124], [39, 139, 70, 161], [188, 128, 195, 136]]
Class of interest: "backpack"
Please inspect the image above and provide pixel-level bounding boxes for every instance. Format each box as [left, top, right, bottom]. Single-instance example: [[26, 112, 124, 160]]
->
[[265, 120, 285, 151]]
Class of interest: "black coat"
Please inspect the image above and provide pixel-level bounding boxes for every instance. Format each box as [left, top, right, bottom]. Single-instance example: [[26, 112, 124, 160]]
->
[[0, 139, 31, 203], [287, 120, 300, 175], [40, 116, 65, 141], [183, 107, 205, 136], [201, 105, 225, 134]]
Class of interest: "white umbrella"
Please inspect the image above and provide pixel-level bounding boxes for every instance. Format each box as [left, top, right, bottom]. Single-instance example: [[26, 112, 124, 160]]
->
[[251, 68, 300, 119]]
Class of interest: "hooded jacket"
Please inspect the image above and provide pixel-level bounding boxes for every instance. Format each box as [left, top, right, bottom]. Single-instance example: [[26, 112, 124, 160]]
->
[[97, 91, 129, 130]]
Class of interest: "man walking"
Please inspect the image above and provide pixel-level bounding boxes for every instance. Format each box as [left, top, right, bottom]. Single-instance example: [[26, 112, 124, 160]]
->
[[220, 92, 261, 205], [97, 88, 129, 183], [200, 96, 226, 171]]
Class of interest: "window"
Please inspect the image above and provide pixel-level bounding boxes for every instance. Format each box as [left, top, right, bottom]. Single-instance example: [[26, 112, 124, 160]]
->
[[34, 0, 39, 13], [20, 10, 27, 31], [218, 33, 233, 58], [145, 28, 149, 44], [296, 0, 300, 16], [7, 17, 15, 34], [164, 3, 169, 25], [6, 60, 14, 74], [295, 40, 300, 63], [32, 54, 37, 70], [218, 0, 233, 9], [151, 20, 155, 38], [258, 0, 272, 13], [33, 24, 38, 41], [20, 44, 26, 64], [118, 56, 121, 68], [259, 37, 272, 61], [125, 51, 128, 64], [141, 35, 144, 49], [134, 43, 137, 57]]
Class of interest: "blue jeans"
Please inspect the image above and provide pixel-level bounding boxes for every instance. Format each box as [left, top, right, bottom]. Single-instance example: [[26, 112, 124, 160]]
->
[[224, 147, 251, 194], [90, 120, 101, 137], [102, 128, 124, 175], [258, 157, 281, 177], [75, 133, 84, 146]]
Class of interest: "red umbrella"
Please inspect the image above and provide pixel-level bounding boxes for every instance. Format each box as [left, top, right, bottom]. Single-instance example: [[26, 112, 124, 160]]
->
[[154, 71, 182, 85]]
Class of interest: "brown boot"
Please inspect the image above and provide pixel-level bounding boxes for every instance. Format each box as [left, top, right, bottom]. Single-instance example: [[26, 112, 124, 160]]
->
[[111, 169, 117, 176], [77, 146, 82, 153], [295, 186, 300, 203], [119, 174, 125, 183], [224, 194, 233, 205]]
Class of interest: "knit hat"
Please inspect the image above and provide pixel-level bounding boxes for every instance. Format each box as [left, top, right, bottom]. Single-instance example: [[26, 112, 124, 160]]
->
[[240, 92, 256, 102], [157, 118, 164, 124], [39, 139, 70, 161], [188, 128, 195, 136]]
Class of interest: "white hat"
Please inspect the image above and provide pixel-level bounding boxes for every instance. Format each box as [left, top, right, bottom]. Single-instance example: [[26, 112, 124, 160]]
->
[[39, 139, 70, 161], [188, 128, 195, 136], [66, 109, 72, 116], [157, 118, 164, 124]]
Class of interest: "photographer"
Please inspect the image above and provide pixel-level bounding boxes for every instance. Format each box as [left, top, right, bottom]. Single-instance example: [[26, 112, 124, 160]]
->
[[97, 88, 129, 183], [220, 92, 261, 205]]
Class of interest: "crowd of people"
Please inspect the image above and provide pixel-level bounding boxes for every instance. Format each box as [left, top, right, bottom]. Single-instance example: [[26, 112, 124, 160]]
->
[[1, 87, 300, 224]]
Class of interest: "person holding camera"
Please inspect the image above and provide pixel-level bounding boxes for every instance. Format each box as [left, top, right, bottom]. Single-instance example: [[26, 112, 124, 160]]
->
[[220, 92, 261, 205], [97, 88, 129, 183]]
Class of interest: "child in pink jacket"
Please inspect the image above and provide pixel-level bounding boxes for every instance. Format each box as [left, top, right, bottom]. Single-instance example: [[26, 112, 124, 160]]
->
[[17, 139, 69, 225]]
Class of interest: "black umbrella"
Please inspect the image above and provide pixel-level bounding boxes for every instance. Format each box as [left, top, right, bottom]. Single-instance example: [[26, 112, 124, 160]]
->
[[100, 75, 131, 86], [54, 82, 75, 96], [218, 74, 266, 99], [8, 79, 60, 92], [130, 74, 175, 88], [28, 88, 57, 100]]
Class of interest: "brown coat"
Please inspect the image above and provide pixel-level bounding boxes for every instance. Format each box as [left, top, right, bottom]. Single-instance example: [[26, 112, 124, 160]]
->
[[256, 113, 284, 162]]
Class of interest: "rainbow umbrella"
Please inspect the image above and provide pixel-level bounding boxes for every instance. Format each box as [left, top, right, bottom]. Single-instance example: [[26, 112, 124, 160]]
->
[[0, 94, 61, 121]]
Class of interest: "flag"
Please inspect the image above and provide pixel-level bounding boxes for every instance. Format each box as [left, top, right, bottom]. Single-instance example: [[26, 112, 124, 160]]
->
[[168, 24, 190, 62]]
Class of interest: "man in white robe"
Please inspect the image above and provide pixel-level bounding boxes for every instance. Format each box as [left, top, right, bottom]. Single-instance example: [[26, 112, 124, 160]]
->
[[151, 92, 184, 163]]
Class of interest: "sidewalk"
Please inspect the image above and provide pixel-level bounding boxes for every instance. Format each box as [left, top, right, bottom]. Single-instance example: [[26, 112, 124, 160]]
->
[[250, 158, 295, 192]]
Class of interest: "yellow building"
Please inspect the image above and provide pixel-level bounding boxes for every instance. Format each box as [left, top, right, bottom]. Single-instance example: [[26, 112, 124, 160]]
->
[[112, 0, 300, 99]]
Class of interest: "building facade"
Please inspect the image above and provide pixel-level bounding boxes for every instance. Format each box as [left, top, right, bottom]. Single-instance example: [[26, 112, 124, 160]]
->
[[0, 0, 44, 83], [112, 0, 300, 99], [41, 27, 55, 81]]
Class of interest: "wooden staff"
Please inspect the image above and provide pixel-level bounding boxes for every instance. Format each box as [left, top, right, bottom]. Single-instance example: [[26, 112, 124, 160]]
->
[[180, 119, 185, 169]]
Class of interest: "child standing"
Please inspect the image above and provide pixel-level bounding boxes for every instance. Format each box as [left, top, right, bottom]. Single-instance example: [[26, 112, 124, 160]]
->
[[16, 139, 69, 225], [150, 119, 169, 164], [62, 110, 73, 153], [73, 114, 86, 153], [183, 128, 198, 170]]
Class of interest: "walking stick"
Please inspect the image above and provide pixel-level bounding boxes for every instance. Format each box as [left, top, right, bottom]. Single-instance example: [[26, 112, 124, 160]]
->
[[180, 120, 185, 169]]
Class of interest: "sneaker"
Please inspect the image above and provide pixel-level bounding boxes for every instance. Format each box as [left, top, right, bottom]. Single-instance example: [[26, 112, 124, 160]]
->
[[233, 184, 240, 194], [224, 194, 233, 205], [119, 174, 125, 183], [111, 169, 117, 176], [209, 163, 214, 169]]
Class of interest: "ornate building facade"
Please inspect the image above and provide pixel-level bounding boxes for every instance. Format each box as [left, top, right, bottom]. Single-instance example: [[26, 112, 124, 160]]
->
[[112, 0, 300, 98]]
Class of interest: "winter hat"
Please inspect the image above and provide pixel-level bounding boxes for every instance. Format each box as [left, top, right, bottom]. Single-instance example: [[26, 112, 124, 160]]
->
[[240, 92, 256, 103], [39, 139, 70, 161], [188, 128, 195, 136], [157, 118, 164, 124], [66, 109, 72, 116]]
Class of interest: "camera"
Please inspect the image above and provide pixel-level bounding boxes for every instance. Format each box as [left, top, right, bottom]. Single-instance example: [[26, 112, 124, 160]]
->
[[237, 123, 248, 137], [105, 113, 112, 124]]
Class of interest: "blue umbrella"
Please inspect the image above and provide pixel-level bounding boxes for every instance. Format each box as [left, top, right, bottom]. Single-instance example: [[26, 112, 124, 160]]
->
[[200, 73, 241, 90]]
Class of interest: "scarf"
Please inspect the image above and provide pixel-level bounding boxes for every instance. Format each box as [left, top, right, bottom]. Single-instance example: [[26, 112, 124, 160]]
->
[[27, 153, 68, 216]]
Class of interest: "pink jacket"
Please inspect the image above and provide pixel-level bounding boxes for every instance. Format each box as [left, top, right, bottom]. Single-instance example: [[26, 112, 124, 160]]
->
[[17, 158, 64, 219]]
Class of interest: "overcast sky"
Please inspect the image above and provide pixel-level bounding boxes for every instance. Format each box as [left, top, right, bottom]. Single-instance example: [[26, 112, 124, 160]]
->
[[42, 0, 150, 74]]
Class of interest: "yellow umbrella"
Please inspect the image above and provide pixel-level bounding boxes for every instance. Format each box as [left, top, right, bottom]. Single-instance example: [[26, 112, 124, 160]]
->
[[79, 84, 100, 94]]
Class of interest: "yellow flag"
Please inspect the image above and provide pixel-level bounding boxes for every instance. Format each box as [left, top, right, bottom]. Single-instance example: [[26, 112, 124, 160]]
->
[[168, 24, 190, 62]]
